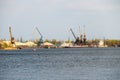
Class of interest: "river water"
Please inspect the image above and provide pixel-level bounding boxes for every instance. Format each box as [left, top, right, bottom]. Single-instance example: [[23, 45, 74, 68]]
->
[[0, 48, 120, 80]]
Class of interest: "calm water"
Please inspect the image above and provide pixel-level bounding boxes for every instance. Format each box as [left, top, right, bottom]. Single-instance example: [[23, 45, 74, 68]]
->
[[0, 48, 120, 80]]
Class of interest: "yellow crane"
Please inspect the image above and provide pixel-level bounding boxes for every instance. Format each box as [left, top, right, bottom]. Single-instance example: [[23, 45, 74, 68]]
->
[[9, 27, 16, 47]]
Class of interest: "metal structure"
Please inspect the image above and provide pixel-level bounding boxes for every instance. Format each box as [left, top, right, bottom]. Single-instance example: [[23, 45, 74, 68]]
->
[[70, 28, 77, 40], [70, 26, 87, 45], [33, 27, 43, 46], [70, 28, 81, 45], [83, 26, 86, 45], [79, 26, 83, 43], [9, 27, 16, 47]]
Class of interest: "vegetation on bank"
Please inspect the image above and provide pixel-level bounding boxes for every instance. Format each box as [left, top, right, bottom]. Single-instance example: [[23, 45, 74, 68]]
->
[[105, 40, 120, 47], [0, 39, 120, 49], [43, 39, 120, 47]]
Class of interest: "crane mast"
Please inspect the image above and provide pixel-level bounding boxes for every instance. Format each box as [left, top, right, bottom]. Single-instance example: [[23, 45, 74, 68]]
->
[[9, 27, 12, 41], [79, 26, 83, 43], [83, 25, 86, 45]]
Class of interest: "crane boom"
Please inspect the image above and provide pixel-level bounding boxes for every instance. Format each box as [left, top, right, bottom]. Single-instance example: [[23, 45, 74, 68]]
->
[[70, 28, 77, 40], [9, 26, 16, 47], [35, 27, 43, 38], [33, 27, 43, 45]]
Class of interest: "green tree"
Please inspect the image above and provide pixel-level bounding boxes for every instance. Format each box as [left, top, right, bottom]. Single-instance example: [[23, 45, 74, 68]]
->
[[51, 39, 57, 45], [44, 39, 51, 43]]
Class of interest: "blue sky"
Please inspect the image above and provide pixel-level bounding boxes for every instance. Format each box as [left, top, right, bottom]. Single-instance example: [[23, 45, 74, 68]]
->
[[0, 0, 120, 41]]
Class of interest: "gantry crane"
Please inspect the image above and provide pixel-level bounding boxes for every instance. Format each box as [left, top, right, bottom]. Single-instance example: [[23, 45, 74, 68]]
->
[[9, 27, 16, 47], [33, 27, 43, 46]]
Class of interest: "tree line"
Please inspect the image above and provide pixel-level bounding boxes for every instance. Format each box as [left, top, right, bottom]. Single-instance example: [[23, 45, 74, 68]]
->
[[0, 39, 120, 49]]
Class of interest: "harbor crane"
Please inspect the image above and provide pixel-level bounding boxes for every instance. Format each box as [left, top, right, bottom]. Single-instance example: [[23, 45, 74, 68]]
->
[[70, 28, 81, 45], [33, 27, 43, 46], [9, 27, 16, 47], [70, 27, 87, 45]]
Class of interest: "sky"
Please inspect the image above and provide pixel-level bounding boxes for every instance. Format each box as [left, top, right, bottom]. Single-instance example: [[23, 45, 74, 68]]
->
[[0, 0, 120, 41]]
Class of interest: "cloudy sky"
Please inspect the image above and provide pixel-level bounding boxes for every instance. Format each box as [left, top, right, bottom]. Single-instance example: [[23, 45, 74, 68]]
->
[[0, 0, 120, 41]]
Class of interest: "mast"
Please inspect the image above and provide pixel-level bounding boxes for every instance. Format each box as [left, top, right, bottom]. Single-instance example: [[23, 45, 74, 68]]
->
[[9, 27, 13, 42]]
